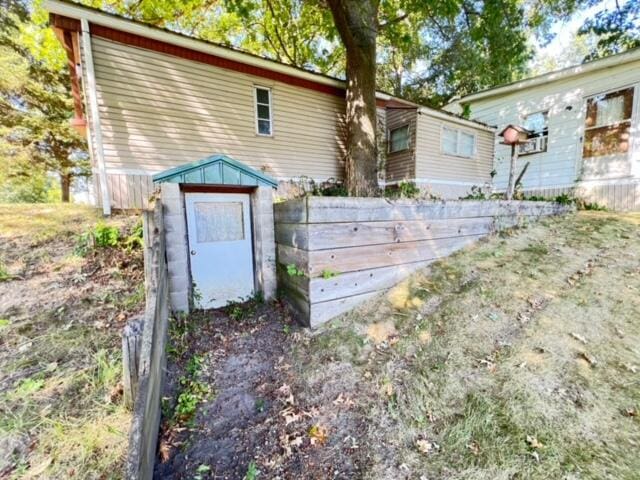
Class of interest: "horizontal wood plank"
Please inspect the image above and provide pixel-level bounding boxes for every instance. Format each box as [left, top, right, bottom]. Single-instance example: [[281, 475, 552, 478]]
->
[[309, 260, 433, 303], [306, 234, 483, 276]]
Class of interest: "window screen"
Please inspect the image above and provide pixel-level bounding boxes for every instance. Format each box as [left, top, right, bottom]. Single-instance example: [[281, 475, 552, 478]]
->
[[255, 87, 272, 136], [389, 125, 410, 152], [194, 202, 244, 242]]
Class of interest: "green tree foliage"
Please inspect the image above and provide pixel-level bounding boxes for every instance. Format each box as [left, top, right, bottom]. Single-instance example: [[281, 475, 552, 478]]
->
[[0, 0, 89, 203], [579, 0, 640, 60]]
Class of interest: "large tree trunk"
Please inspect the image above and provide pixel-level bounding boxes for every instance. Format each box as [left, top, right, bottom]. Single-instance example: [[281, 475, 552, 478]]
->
[[60, 173, 71, 202], [327, 0, 379, 196]]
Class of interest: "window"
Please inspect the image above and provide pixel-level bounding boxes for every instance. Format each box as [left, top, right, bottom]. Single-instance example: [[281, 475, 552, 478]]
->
[[389, 125, 410, 152], [442, 127, 475, 158], [255, 86, 272, 136], [583, 87, 634, 158], [519, 111, 549, 155]]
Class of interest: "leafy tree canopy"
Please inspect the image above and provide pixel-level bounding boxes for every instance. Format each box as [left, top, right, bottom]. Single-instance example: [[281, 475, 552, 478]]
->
[[0, 0, 89, 203], [579, 0, 639, 60]]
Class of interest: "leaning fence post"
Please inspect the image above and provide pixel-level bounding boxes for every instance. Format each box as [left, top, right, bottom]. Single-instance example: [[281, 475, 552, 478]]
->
[[122, 316, 145, 410]]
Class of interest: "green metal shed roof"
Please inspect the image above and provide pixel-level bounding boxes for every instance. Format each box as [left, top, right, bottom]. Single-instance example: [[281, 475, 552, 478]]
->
[[152, 154, 278, 188]]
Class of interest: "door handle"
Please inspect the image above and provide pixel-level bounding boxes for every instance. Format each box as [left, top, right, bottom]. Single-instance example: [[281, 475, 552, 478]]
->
[[190, 250, 196, 255]]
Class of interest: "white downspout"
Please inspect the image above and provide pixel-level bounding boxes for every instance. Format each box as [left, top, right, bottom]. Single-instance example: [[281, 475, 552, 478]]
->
[[80, 18, 111, 216]]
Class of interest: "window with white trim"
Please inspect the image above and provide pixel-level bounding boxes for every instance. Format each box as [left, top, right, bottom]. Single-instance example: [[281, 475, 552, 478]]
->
[[389, 125, 410, 152], [519, 111, 549, 155], [255, 86, 272, 136], [442, 127, 475, 157]]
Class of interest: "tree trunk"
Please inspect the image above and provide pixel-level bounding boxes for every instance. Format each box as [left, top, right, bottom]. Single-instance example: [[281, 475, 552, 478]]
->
[[327, 0, 379, 196], [60, 173, 71, 202]]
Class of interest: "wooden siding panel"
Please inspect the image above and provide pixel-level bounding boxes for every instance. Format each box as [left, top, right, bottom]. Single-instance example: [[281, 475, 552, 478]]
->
[[386, 108, 417, 181]]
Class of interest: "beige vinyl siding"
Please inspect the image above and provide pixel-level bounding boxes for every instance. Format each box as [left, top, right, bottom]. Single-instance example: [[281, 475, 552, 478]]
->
[[90, 36, 347, 180], [414, 113, 494, 183], [385, 108, 417, 181]]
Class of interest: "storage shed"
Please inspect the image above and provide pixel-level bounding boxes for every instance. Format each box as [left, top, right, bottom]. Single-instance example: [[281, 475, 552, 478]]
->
[[153, 154, 277, 311]]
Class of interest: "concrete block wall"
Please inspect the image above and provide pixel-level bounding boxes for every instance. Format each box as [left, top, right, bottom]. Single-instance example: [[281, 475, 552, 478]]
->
[[160, 183, 190, 312]]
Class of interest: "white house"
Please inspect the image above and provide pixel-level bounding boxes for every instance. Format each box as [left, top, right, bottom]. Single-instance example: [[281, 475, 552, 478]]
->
[[447, 48, 640, 210]]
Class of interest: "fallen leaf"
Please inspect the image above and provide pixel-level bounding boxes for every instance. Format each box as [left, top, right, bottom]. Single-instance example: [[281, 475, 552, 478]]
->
[[333, 393, 355, 408], [416, 438, 439, 455], [570, 332, 588, 345], [578, 352, 597, 368], [308, 424, 328, 445], [159, 441, 172, 462], [467, 441, 480, 456], [526, 435, 544, 449], [623, 407, 637, 417]]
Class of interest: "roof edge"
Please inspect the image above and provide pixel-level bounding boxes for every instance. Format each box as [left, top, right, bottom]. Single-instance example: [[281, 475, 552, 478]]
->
[[455, 47, 640, 104], [152, 154, 278, 187]]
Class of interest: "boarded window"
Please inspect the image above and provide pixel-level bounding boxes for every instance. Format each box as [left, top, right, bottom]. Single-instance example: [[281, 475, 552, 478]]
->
[[583, 87, 634, 158], [194, 202, 244, 242], [442, 127, 475, 158], [389, 125, 410, 152], [255, 86, 272, 136]]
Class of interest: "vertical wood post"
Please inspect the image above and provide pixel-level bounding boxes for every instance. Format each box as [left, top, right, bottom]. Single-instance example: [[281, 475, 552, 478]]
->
[[122, 316, 144, 410], [506, 144, 518, 200]]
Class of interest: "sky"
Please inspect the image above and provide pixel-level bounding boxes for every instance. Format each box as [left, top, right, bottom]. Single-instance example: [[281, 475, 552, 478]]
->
[[531, 0, 628, 70]]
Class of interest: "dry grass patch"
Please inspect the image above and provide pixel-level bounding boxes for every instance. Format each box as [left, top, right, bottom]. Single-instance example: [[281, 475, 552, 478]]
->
[[0, 204, 143, 479], [299, 212, 640, 479]]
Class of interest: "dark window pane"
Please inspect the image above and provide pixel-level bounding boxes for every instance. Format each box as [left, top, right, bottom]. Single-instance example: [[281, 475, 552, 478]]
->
[[257, 104, 270, 119], [258, 119, 271, 135], [256, 88, 270, 104]]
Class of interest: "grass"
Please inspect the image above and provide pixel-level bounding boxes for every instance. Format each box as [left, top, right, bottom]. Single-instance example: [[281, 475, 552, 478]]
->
[[0, 204, 144, 478], [300, 211, 640, 479]]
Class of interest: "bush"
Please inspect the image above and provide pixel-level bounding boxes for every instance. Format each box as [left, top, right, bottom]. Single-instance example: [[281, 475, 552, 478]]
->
[[385, 181, 420, 199], [75, 222, 121, 256]]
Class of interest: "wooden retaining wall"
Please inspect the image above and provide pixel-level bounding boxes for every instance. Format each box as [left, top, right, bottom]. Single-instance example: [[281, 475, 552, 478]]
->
[[275, 197, 571, 328], [125, 201, 170, 479]]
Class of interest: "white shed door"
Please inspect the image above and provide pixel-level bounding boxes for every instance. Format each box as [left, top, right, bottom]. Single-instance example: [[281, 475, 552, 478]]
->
[[185, 193, 254, 309]]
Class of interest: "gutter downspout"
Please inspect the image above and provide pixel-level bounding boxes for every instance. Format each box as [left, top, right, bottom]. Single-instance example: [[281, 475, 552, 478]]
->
[[80, 18, 111, 216]]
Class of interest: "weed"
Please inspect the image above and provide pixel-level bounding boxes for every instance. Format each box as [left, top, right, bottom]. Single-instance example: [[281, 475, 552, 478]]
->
[[14, 377, 45, 397], [554, 193, 575, 205], [286, 264, 305, 277], [194, 464, 211, 480], [522, 242, 549, 256], [121, 283, 145, 310], [173, 352, 209, 424], [385, 181, 420, 199], [75, 222, 121, 255], [282, 324, 291, 335], [321, 269, 339, 279], [255, 398, 266, 413], [123, 219, 144, 251], [244, 461, 259, 480], [0, 260, 10, 282], [0, 318, 9, 327]]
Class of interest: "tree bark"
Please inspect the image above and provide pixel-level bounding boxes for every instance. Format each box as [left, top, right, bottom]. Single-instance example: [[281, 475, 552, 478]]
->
[[326, 0, 380, 196], [60, 173, 71, 202]]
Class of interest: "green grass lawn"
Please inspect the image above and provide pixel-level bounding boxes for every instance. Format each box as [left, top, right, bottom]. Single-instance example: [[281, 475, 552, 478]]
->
[[0, 204, 144, 479], [298, 211, 640, 479]]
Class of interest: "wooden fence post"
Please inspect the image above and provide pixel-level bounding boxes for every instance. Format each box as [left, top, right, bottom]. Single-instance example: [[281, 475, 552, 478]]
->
[[122, 316, 144, 410]]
